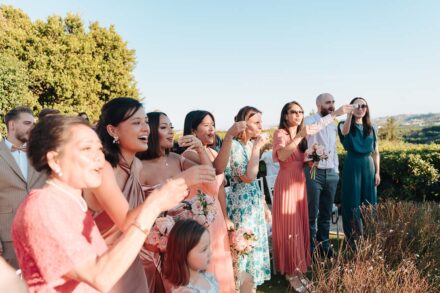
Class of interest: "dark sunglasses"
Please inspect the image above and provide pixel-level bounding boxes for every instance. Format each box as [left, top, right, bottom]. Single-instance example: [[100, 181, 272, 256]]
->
[[288, 110, 304, 115], [354, 104, 368, 110]]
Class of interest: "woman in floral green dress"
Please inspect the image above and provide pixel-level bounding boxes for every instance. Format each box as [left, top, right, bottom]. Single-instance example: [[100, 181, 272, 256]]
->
[[226, 106, 271, 292]]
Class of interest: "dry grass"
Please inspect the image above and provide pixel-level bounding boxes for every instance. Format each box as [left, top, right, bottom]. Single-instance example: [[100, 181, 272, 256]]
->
[[311, 200, 440, 293]]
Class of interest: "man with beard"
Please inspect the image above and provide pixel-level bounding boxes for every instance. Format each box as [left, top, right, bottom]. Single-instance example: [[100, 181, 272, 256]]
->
[[304, 93, 352, 259], [0, 106, 46, 268]]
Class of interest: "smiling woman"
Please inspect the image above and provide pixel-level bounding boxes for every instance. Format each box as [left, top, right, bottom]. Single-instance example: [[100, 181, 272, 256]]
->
[[10, 109, 189, 292], [137, 111, 217, 292], [11, 115, 153, 292]]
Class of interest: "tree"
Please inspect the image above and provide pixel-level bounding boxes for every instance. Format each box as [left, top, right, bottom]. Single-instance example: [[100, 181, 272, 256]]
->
[[379, 117, 399, 141], [0, 5, 140, 124], [0, 54, 38, 135]]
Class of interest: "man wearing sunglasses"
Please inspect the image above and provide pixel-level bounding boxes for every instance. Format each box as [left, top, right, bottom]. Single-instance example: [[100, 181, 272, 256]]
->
[[304, 93, 352, 259]]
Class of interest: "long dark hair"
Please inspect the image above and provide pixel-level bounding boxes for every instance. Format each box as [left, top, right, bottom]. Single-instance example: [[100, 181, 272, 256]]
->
[[234, 106, 262, 141], [163, 219, 208, 286], [96, 97, 143, 167], [137, 112, 169, 160], [278, 101, 307, 152], [183, 110, 216, 148], [350, 97, 372, 137], [183, 110, 215, 136]]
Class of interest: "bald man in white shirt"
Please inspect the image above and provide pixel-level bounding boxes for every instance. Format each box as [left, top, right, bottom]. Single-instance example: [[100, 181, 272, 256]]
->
[[304, 93, 352, 258]]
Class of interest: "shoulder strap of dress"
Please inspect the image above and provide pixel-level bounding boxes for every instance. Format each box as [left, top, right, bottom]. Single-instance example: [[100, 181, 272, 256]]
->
[[179, 154, 187, 171]]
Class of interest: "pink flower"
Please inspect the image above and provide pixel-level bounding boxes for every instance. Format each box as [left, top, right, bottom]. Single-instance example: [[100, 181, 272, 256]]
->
[[230, 228, 257, 254], [178, 209, 193, 220], [195, 214, 207, 226], [206, 211, 216, 224], [205, 195, 215, 205], [158, 236, 168, 252], [155, 216, 175, 235], [146, 230, 160, 245], [316, 146, 324, 156], [235, 241, 247, 252], [191, 201, 203, 215]]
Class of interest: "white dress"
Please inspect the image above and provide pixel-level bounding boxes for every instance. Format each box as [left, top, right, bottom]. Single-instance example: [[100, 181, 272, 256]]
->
[[172, 272, 219, 293]]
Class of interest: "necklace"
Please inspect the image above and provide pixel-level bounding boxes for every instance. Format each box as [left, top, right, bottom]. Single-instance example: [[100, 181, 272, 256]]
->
[[162, 155, 168, 167], [46, 180, 88, 212]]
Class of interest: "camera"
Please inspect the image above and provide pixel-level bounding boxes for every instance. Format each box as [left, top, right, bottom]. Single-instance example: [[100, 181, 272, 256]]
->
[[352, 104, 361, 109]]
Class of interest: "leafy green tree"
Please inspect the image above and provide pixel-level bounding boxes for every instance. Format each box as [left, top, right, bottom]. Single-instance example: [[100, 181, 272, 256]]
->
[[0, 5, 140, 124], [0, 54, 38, 135]]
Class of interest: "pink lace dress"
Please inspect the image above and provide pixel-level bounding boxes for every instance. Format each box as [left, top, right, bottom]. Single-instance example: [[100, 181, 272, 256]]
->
[[12, 188, 107, 292]]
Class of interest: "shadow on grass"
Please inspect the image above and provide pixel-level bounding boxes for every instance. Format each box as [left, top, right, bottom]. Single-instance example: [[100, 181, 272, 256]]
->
[[257, 236, 343, 292]]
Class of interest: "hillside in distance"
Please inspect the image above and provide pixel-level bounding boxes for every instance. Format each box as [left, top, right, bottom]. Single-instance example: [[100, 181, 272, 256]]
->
[[373, 113, 440, 127]]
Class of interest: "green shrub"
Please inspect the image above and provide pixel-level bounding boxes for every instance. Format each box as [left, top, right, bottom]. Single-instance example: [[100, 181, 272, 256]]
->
[[338, 142, 440, 202]]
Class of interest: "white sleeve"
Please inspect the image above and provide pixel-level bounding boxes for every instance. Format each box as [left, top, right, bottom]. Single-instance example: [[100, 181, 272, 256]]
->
[[313, 114, 334, 131]]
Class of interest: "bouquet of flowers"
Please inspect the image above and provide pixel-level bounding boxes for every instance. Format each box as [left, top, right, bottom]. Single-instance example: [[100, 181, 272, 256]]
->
[[144, 190, 216, 253], [145, 215, 175, 253], [186, 190, 217, 227], [229, 227, 257, 255], [305, 143, 328, 180], [229, 227, 257, 286]]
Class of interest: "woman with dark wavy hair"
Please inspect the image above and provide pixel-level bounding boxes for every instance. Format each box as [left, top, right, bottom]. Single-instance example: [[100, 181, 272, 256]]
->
[[182, 110, 244, 292], [84, 97, 189, 292], [338, 97, 380, 250], [137, 111, 217, 292], [12, 114, 188, 292]]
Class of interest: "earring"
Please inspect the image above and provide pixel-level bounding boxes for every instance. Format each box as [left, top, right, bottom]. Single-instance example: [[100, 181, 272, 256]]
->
[[55, 169, 63, 177], [113, 136, 119, 144]]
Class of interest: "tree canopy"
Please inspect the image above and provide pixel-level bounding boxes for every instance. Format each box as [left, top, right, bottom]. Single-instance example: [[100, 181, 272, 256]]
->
[[0, 5, 139, 133]]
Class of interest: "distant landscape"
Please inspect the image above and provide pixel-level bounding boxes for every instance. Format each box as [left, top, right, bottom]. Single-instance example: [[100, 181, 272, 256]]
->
[[373, 113, 440, 144], [373, 113, 440, 127]]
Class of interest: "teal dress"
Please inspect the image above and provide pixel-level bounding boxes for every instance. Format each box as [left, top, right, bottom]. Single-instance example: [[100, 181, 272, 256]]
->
[[225, 139, 271, 287], [338, 122, 377, 248]]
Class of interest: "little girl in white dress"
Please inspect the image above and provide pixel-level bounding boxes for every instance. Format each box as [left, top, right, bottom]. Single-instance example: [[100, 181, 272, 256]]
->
[[163, 219, 219, 293]]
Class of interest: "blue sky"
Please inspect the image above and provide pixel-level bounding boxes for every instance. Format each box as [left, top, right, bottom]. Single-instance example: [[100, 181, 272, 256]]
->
[[2, 0, 440, 129]]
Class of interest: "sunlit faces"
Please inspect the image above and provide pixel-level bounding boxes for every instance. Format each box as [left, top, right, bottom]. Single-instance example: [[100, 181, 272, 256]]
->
[[194, 115, 215, 146], [352, 98, 368, 119], [56, 125, 105, 189], [319, 94, 336, 116], [158, 114, 175, 149], [112, 108, 150, 153], [245, 112, 263, 139], [187, 230, 211, 272], [11, 113, 35, 144], [285, 104, 304, 127]]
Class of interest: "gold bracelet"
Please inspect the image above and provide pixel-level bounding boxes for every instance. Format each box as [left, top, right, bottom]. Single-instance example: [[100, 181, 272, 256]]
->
[[131, 220, 149, 236]]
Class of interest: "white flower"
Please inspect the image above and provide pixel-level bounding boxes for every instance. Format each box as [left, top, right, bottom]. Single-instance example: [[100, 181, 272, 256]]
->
[[155, 216, 175, 235], [316, 146, 325, 156]]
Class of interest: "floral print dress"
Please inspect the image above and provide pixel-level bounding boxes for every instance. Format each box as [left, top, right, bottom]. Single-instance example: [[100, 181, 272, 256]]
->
[[225, 139, 271, 287]]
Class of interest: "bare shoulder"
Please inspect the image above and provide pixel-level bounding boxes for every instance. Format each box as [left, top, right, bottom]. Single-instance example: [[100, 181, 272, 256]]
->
[[168, 152, 181, 160], [182, 149, 200, 161]]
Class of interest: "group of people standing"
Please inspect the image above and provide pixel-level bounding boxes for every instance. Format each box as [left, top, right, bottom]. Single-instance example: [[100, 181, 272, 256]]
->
[[0, 93, 380, 293], [270, 93, 380, 291]]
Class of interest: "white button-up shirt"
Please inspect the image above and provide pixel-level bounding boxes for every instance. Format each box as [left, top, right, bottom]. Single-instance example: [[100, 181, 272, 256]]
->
[[4, 139, 28, 181], [304, 114, 339, 173]]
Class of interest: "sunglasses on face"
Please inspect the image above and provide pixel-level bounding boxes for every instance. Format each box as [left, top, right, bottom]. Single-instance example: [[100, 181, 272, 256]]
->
[[288, 110, 304, 115], [354, 104, 368, 110]]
